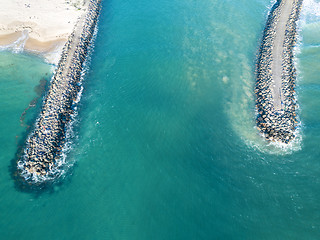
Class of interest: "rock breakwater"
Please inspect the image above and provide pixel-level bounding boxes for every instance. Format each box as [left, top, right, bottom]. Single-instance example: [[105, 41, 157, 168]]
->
[[17, 0, 102, 182], [255, 0, 303, 144]]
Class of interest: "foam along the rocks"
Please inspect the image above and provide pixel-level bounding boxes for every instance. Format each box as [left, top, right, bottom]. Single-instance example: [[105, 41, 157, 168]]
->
[[255, 0, 303, 144], [18, 0, 102, 183]]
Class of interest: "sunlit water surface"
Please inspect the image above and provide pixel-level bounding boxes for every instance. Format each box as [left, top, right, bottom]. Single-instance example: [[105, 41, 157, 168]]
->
[[0, 0, 320, 239]]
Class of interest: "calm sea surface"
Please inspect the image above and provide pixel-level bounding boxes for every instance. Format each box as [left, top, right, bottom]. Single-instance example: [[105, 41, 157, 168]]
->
[[1, 0, 320, 239]]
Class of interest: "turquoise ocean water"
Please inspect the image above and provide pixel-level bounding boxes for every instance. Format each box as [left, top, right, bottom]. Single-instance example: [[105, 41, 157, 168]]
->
[[1, 0, 320, 238]]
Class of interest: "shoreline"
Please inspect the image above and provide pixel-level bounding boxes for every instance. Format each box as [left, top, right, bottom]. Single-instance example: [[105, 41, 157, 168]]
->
[[0, 32, 69, 65], [255, 0, 303, 144], [17, 0, 102, 183], [0, 0, 90, 64]]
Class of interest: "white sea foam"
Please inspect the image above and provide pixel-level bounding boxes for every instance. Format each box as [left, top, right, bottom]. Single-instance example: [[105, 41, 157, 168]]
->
[[0, 30, 29, 53], [268, 0, 278, 9], [0, 30, 64, 66], [301, 0, 320, 23]]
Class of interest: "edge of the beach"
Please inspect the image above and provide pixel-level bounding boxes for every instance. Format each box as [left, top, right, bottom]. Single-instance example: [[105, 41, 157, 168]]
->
[[0, 0, 90, 65]]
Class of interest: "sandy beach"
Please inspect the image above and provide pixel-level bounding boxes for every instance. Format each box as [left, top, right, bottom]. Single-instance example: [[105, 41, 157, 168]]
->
[[0, 0, 89, 64]]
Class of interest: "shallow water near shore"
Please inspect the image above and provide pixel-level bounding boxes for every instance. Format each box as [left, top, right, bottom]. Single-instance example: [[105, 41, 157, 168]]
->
[[1, 0, 320, 239]]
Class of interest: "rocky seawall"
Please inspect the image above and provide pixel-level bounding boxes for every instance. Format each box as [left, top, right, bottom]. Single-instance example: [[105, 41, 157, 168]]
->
[[255, 0, 303, 144], [17, 0, 102, 182]]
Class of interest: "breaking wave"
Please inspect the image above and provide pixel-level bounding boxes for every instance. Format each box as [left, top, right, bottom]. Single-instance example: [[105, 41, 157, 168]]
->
[[0, 30, 29, 53]]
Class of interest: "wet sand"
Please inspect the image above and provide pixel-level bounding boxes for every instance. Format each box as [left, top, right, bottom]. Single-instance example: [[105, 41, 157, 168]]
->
[[0, 0, 89, 64], [0, 32, 21, 45]]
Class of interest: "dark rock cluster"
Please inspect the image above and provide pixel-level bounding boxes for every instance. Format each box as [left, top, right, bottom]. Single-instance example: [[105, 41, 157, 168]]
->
[[18, 0, 102, 181], [255, 0, 303, 144]]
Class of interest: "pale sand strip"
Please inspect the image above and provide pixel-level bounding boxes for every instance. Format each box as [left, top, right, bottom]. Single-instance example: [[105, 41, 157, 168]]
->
[[0, 32, 21, 45], [24, 37, 69, 64]]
